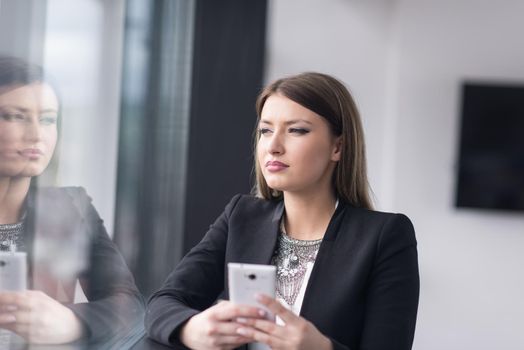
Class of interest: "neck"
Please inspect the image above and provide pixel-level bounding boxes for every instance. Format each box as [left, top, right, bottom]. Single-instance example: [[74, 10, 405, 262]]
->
[[0, 177, 31, 224], [282, 188, 337, 240]]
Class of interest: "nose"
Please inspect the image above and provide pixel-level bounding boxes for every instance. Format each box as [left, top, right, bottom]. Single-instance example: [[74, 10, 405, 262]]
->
[[267, 131, 285, 155], [24, 119, 42, 143]]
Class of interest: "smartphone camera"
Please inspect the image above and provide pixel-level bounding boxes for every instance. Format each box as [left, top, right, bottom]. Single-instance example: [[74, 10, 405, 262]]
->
[[248, 273, 257, 280]]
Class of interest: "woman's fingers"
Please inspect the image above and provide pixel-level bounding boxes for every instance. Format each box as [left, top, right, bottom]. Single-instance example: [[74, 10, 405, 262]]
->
[[237, 317, 286, 339], [236, 326, 284, 349], [205, 320, 248, 336], [0, 291, 42, 311], [2, 322, 30, 336], [0, 312, 16, 324], [0, 309, 39, 327], [213, 334, 252, 347], [0, 292, 27, 310], [7, 310, 33, 324], [0, 293, 34, 325], [255, 294, 296, 324], [0, 304, 18, 312], [211, 301, 266, 321]]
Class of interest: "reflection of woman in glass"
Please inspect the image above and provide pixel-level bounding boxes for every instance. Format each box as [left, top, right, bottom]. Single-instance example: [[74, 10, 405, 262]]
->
[[0, 56, 143, 345], [146, 73, 419, 350]]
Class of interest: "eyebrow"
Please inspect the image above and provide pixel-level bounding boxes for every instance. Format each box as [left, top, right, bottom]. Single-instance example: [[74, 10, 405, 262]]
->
[[259, 119, 313, 126], [40, 109, 59, 114], [0, 105, 58, 113]]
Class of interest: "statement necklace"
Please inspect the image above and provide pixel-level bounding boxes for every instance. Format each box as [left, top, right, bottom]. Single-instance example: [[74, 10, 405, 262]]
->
[[271, 217, 322, 306], [0, 220, 25, 251], [271, 200, 339, 306]]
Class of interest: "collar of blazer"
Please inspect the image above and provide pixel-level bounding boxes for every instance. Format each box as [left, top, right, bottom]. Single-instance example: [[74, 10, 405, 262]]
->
[[271, 198, 348, 242], [257, 197, 350, 321], [237, 197, 349, 267]]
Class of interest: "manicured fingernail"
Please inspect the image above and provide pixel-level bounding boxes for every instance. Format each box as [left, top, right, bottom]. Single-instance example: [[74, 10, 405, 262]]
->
[[258, 309, 266, 317], [0, 314, 16, 323], [236, 317, 247, 324], [236, 327, 248, 336]]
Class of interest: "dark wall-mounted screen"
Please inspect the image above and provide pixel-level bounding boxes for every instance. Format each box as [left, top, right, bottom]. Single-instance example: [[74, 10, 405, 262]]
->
[[455, 82, 524, 211]]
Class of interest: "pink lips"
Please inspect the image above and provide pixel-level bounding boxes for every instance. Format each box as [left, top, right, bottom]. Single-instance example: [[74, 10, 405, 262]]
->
[[265, 160, 289, 172], [20, 148, 44, 160]]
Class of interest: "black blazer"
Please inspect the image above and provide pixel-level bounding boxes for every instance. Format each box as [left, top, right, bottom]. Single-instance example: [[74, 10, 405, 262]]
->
[[146, 194, 419, 350], [23, 186, 145, 345]]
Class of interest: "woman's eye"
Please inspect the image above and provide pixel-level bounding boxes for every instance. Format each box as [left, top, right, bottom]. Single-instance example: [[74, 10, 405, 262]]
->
[[40, 116, 57, 125], [1, 112, 26, 121], [289, 128, 309, 135], [259, 128, 272, 135]]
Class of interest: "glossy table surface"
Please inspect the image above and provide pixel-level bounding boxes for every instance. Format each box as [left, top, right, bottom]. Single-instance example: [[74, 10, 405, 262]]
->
[[130, 336, 177, 350], [6, 336, 176, 350], [3, 330, 179, 350]]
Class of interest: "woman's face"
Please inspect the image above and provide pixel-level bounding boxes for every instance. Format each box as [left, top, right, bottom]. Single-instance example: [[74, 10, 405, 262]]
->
[[0, 83, 59, 178], [257, 94, 341, 196]]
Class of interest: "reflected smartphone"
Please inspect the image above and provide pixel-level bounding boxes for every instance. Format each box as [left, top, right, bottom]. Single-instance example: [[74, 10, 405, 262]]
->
[[0, 252, 27, 291], [228, 263, 276, 321]]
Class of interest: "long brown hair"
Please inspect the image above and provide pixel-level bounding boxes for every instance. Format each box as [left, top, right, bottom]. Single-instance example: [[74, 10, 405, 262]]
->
[[253, 72, 373, 210]]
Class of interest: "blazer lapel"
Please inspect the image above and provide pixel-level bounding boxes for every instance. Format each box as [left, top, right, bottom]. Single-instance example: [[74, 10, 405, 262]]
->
[[230, 199, 283, 266], [224, 199, 282, 302], [299, 203, 347, 319], [26, 188, 86, 302]]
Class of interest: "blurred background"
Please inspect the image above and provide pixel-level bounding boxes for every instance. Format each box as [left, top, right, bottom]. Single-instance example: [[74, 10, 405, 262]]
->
[[1, 0, 523, 349]]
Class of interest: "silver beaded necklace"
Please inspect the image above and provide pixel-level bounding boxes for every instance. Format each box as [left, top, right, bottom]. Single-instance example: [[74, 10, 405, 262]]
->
[[271, 222, 322, 306], [271, 200, 338, 306], [0, 220, 25, 251]]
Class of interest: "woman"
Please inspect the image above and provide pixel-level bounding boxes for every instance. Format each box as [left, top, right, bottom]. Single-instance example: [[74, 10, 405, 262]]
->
[[0, 56, 144, 346], [146, 72, 419, 350]]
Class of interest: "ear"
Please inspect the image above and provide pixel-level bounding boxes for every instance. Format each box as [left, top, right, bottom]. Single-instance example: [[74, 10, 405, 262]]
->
[[331, 136, 342, 162]]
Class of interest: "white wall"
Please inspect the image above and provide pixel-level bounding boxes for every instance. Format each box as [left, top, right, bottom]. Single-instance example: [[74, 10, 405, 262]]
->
[[43, 0, 125, 236], [266, 0, 397, 207], [392, 1, 524, 349], [0, 0, 124, 235], [267, 0, 524, 349]]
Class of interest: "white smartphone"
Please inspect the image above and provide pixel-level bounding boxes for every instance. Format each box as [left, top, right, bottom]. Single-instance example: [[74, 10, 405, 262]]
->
[[0, 252, 27, 291], [228, 263, 276, 321]]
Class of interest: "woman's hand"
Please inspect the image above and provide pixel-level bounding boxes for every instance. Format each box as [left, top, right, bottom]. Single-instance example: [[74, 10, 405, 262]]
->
[[180, 300, 267, 350], [235, 294, 333, 350], [0, 290, 84, 344]]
